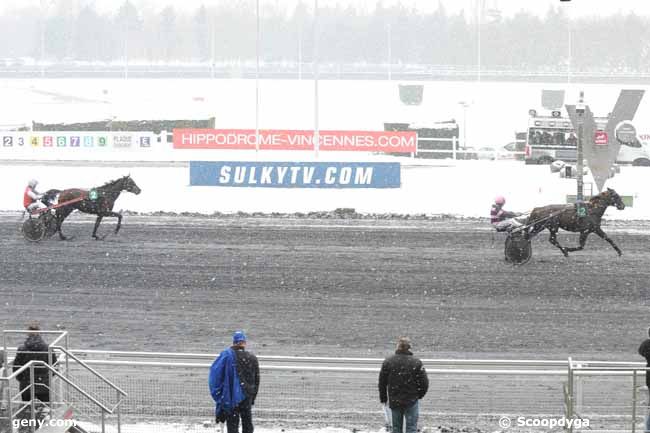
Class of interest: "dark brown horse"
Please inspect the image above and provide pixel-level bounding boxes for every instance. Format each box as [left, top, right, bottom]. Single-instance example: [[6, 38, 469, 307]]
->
[[54, 175, 141, 240], [526, 188, 625, 257]]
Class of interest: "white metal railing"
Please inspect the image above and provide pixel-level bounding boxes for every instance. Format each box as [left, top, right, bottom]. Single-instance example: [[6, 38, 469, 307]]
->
[[62, 356, 569, 430], [4, 361, 111, 430], [414, 136, 465, 159], [64, 349, 571, 367], [565, 357, 650, 433], [6, 345, 646, 431], [34, 351, 646, 431]]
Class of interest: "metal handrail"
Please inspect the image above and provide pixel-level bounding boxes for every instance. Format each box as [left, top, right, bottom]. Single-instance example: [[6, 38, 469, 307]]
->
[[574, 366, 650, 371], [15, 348, 649, 371], [3, 330, 67, 335], [5, 359, 50, 381], [73, 359, 569, 376], [53, 345, 127, 398], [565, 359, 650, 433], [48, 332, 68, 350], [2, 329, 68, 393], [0, 360, 114, 415], [572, 360, 646, 366], [65, 349, 571, 367]]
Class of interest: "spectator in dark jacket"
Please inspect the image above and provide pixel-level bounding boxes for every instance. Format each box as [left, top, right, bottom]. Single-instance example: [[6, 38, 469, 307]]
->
[[378, 336, 429, 433], [638, 327, 650, 433], [228, 331, 260, 433], [639, 328, 650, 389], [12, 322, 58, 404], [0, 348, 5, 409]]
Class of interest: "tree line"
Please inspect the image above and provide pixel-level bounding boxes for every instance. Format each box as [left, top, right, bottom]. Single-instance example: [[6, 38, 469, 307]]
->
[[0, 1, 648, 72]]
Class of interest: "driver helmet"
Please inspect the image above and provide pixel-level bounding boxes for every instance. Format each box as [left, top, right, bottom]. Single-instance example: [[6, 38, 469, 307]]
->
[[28, 179, 38, 188], [494, 196, 506, 206]]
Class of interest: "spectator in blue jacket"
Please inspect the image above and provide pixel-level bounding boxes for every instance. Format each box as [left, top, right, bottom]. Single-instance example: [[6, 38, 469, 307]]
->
[[209, 331, 260, 433]]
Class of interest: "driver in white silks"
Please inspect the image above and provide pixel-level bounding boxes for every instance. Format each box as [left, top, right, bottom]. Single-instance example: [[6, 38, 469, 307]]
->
[[490, 195, 528, 232], [23, 179, 46, 213]]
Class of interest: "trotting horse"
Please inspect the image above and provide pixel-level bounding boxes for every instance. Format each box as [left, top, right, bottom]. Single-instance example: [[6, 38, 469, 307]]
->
[[54, 175, 141, 240], [526, 188, 626, 257]]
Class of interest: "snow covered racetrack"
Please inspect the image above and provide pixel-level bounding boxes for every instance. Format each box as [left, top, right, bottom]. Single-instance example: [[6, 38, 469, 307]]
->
[[2, 214, 648, 356]]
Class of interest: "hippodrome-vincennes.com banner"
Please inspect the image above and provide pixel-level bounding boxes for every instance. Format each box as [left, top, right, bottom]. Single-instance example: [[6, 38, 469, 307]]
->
[[174, 129, 417, 152], [190, 161, 401, 188]]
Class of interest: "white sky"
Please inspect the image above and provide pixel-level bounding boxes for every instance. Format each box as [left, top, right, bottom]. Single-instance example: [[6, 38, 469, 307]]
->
[[3, 0, 650, 18]]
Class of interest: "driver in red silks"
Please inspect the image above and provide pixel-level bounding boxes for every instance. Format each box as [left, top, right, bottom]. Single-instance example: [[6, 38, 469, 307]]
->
[[23, 179, 45, 213], [491, 196, 527, 232]]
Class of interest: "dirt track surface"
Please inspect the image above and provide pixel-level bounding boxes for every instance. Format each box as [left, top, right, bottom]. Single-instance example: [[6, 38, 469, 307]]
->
[[1, 214, 649, 361]]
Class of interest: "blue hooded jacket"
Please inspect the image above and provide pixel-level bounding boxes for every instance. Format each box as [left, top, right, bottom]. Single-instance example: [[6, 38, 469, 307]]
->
[[208, 348, 246, 420]]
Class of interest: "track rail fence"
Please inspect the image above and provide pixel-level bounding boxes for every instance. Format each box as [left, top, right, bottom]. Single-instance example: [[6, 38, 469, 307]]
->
[[3, 348, 648, 432], [566, 358, 650, 433]]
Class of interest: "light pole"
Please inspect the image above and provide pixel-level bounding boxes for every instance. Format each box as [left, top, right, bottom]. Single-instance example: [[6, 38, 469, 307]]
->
[[313, 0, 320, 157], [297, 22, 302, 80], [39, 0, 54, 78], [123, 18, 128, 79], [567, 21, 572, 84], [40, 3, 45, 78], [387, 22, 392, 81], [575, 91, 586, 212], [210, 13, 215, 79], [476, 0, 482, 82], [255, 0, 260, 152]]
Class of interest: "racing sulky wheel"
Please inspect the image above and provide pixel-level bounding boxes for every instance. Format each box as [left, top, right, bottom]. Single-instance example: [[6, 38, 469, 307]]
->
[[22, 217, 46, 242], [504, 231, 532, 264]]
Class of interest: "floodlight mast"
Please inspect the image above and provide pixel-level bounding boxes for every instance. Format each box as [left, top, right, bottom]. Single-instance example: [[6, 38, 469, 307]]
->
[[575, 91, 586, 206]]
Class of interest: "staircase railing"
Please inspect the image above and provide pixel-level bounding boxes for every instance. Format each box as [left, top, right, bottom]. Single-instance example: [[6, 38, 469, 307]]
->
[[1, 331, 126, 433], [7, 361, 113, 429], [51, 346, 127, 415]]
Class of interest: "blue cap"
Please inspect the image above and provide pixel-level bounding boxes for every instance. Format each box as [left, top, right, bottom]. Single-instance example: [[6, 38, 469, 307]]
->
[[233, 331, 247, 344]]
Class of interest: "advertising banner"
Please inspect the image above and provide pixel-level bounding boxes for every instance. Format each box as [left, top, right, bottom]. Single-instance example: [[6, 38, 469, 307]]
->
[[174, 129, 416, 153], [190, 161, 401, 188]]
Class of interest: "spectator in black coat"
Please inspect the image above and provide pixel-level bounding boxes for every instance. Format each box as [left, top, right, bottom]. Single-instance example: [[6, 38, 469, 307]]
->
[[378, 337, 429, 433], [639, 328, 650, 389], [0, 348, 5, 409], [638, 327, 650, 432], [12, 322, 57, 404]]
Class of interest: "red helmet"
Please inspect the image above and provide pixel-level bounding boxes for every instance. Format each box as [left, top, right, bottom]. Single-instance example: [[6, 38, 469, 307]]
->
[[494, 196, 505, 205]]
